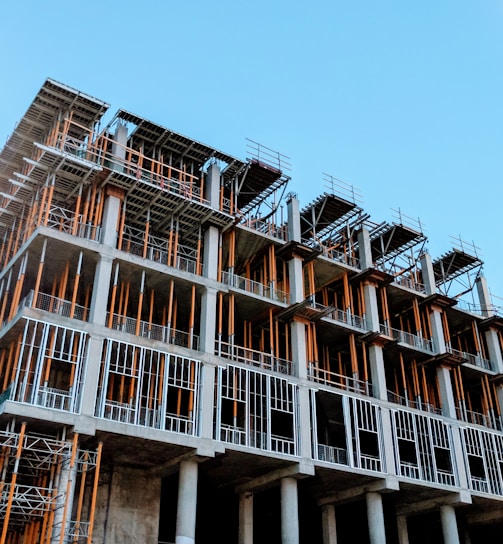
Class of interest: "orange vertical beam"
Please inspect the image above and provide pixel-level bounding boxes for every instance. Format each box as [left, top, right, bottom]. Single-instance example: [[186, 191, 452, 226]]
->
[[86, 443, 102, 544], [135, 271, 146, 336], [0, 422, 26, 544]]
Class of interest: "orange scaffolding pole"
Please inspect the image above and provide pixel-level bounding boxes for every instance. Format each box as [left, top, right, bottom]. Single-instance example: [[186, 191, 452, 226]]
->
[[0, 422, 26, 544]]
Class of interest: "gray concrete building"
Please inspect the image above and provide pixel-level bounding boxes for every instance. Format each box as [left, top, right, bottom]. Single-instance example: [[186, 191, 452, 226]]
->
[[1, 78, 503, 543]]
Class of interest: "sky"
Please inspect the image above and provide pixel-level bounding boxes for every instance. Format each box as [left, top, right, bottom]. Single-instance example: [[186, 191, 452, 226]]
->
[[1, 1, 502, 304]]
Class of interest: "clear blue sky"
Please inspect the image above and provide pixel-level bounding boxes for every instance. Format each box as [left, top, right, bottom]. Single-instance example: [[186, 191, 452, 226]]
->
[[1, 1, 502, 303]]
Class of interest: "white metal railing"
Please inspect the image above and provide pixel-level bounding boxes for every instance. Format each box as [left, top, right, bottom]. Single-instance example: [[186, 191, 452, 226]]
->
[[390, 327, 435, 353], [324, 307, 367, 331], [36, 386, 72, 411], [393, 275, 426, 293], [321, 245, 360, 269], [119, 225, 202, 275], [445, 345, 493, 371], [317, 444, 348, 466], [308, 363, 372, 396], [43, 205, 102, 242], [360, 455, 381, 472], [456, 406, 503, 431], [242, 217, 287, 240], [215, 340, 292, 375], [21, 290, 88, 321], [221, 271, 289, 304], [387, 390, 442, 415], [399, 461, 421, 480], [220, 425, 247, 446], [107, 313, 199, 350]]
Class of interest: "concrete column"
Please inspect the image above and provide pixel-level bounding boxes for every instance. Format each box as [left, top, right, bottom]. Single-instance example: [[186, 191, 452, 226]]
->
[[288, 257, 304, 304], [176, 459, 198, 544], [440, 505, 460, 544], [366, 492, 386, 544], [484, 328, 503, 373], [111, 123, 128, 166], [89, 255, 113, 326], [51, 457, 77, 543], [101, 190, 122, 247], [419, 252, 436, 295], [199, 362, 216, 440], [436, 365, 456, 418], [321, 504, 337, 544], [476, 275, 492, 317], [281, 477, 299, 544], [357, 228, 373, 270], [79, 335, 105, 417], [363, 282, 380, 332], [200, 286, 217, 354], [239, 492, 253, 544], [368, 344, 387, 401], [396, 514, 409, 544], [430, 308, 446, 353], [203, 226, 219, 281], [290, 319, 308, 379], [297, 385, 313, 459], [287, 195, 301, 243], [206, 162, 221, 209]]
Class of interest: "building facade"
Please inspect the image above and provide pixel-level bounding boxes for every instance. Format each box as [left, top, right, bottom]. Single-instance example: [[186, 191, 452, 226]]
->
[[0, 78, 502, 543]]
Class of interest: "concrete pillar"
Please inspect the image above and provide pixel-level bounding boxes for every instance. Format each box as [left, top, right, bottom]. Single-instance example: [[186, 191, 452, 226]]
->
[[203, 226, 220, 280], [366, 492, 386, 544], [419, 252, 436, 295], [199, 362, 216, 440], [239, 492, 253, 544], [176, 460, 198, 544], [357, 227, 373, 270], [80, 335, 105, 416], [297, 385, 313, 459], [51, 457, 77, 543], [200, 286, 217, 354], [288, 257, 304, 304], [287, 195, 301, 243], [396, 514, 409, 544], [321, 504, 337, 544], [281, 477, 299, 544], [430, 308, 446, 353], [111, 123, 128, 165], [363, 282, 380, 332], [436, 365, 456, 419], [440, 505, 460, 544], [101, 189, 122, 247], [484, 328, 503, 373], [368, 344, 387, 401], [290, 319, 308, 379], [476, 275, 492, 317], [206, 162, 221, 209], [89, 255, 113, 326]]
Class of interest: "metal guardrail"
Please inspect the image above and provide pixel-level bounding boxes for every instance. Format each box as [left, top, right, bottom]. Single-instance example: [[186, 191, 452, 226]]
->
[[215, 340, 292, 375], [107, 313, 199, 350], [308, 363, 371, 396], [445, 345, 493, 371], [221, 271, 289, 304]]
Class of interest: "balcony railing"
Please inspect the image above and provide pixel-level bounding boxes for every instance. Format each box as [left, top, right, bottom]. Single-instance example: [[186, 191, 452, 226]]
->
[[324, 307, 367, 331], [445, 345, 493, 371], [308, 363, 372, 396], [393, 275, 426, 294], [119, 225, 202, 275], [20, 290, 88, 321], [317, 444, 348, 466], [390, 327, 435, 353], [242, 217, 288, 241], [215, 340, 292, 375], [107, 313, 199, 350], [387, 390, 442, 415], [456, 406, 503, 431], [221, 271, 289, 304], [45, 205, 102, 242]]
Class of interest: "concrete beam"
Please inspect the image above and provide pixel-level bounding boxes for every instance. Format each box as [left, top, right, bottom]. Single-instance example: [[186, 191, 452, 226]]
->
[[318, 475, 399, 506], [396, 490, 472, 516], [235, 461, 314, 494]]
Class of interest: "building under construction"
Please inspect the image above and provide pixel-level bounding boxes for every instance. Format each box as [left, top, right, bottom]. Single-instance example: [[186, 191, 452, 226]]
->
[[1, 78, 503, 543]]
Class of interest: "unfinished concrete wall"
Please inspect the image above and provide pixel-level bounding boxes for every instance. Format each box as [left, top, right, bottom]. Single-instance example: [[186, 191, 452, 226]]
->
[[93, 465, 161, 544]]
